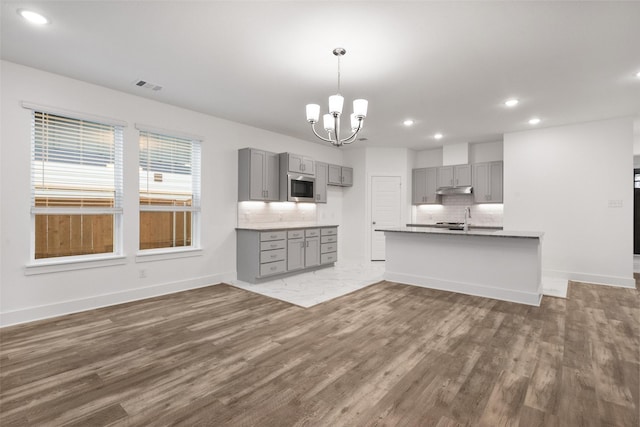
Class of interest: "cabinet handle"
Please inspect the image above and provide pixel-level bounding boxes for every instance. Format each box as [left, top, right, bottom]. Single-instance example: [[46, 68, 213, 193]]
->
[[455, 178, 458, 186]]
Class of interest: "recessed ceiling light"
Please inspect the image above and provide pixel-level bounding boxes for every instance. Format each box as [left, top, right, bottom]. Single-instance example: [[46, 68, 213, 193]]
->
[[434, 133, 443, 140], [636, 71, 640, 79], [528, 117, 541, 125], [403, 119, 414, 126], [17, 9, 49, 25], [504, 99, 519, 107]]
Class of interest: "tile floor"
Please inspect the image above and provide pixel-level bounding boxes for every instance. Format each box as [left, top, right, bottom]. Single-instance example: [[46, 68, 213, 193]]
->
[[231, 261, 568, 307], [231, 261, 386, 308]]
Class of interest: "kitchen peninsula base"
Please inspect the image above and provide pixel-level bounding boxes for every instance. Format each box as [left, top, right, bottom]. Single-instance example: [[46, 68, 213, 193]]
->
[[380, 228, 543, 306]]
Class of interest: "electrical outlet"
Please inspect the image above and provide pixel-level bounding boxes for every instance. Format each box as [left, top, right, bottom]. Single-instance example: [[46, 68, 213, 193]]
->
[[139, 269, 147, 279]]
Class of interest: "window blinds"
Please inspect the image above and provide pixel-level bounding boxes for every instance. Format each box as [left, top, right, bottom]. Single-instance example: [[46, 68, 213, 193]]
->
[[139, 130, 201, 211], [31, 111, 123, 214]]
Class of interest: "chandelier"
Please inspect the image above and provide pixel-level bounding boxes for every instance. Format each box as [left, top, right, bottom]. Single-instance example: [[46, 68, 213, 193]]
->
[[305, 48, 368, 147]]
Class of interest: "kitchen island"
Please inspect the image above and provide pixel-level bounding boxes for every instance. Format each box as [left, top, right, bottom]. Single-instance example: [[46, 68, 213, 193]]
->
[[377, 227, 544, 306]]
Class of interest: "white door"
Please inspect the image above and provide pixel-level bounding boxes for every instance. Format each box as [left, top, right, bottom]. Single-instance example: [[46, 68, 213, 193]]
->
[[371, 176, 402, 261]]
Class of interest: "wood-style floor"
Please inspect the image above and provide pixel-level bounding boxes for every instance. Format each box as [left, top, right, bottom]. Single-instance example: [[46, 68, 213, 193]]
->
[[1, 278, 638, 426]]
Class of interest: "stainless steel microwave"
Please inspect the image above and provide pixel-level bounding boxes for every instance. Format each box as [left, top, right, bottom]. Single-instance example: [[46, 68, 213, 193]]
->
[[286, 174, 315, 202]]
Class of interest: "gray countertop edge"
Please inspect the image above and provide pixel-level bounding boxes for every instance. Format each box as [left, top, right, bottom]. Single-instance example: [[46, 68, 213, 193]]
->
[[406, 223, 504, 230], [236, 225, 339, 231], [376, 227, 543, 239]]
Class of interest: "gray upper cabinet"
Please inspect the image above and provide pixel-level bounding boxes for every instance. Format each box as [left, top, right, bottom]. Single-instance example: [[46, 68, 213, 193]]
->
[[238, 148, 280, 201], [438, 164, 471, 188], [341, 167, 353, 187], [455, 164, 472, 186], [281, 153, 315, 176], [473, 161, 503, 203], [412, 167, 440, 204], [328, 164, 353, 187], [314, 161, 328, 203]]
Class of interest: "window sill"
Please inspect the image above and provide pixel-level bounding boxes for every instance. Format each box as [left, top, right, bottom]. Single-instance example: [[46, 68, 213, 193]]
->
[[135, 247, 202, 263], [25, 255, 127, 275]]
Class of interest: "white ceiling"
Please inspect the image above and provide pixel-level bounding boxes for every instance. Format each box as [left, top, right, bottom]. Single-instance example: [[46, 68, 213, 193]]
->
[[2, 1, 639, 150]]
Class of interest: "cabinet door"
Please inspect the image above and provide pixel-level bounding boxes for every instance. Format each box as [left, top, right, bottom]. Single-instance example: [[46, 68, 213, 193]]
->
[[287, 154, 304, 174], [412, 168, 427, 204], [315, 162, 328, 203], [264, 151, 280, 201], [301, 157, 315, 175], [327, 164, 342, 185], [249, 149, 267, 200], [305, 237, 320, 267], [424, 167, 439, 203], [488, 161, 503, 202], [341, 167, 353, 187], [455, 164, 472, 187], [287, 238, 305, 271], [438, 166, 454, 187], [472, 162, 489, 203]]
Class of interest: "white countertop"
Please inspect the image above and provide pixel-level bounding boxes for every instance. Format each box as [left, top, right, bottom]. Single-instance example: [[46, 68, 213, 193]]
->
[[376, 226, 543, 239]]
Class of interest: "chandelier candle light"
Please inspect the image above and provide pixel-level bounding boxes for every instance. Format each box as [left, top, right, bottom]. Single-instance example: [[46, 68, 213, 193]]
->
[[305, 48, 368, 147]]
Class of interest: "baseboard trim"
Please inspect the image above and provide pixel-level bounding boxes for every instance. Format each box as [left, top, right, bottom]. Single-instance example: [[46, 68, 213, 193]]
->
[[0, 271, 236, 327], [543, 269, 636, 288], [384, 272, 542, 306]]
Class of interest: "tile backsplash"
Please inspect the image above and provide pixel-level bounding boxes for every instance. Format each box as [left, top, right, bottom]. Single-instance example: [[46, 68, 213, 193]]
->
[[413, 194, 503, 226], [237, 201, 317, 228]]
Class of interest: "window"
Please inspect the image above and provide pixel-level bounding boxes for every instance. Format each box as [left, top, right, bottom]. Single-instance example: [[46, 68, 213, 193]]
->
[[138, 129, 201, 250], [31, 111, 123, 260]]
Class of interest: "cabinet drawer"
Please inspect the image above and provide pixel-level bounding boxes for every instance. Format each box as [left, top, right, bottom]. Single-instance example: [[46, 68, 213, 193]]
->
[[287, 230, 305, 239], [260, 260, 286, 277], [260, 248, 285, 263], [320, 252, 337, 264], [321, 243, 337, 254], [305, 228, 320, 237], [321, 235, 337, 244], [260, 240, 286, 251], [321, 227, 337, 236], [260, 231, 286, 242]]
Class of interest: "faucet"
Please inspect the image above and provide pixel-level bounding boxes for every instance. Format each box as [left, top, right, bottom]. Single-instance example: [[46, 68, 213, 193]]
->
[[463, 206, 471, 231]]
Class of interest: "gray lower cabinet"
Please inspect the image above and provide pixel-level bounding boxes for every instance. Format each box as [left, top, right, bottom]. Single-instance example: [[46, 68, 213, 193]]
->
[[238, 148, 280, 201], [304, 229, 320, 268], [237, 226, 337, 283], [314, 161, 328, 203], [320, 227, 337, 264]]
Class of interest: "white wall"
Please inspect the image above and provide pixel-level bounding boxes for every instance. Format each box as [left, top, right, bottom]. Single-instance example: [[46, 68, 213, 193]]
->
[[414, 148, 443, 168], [0, 61, 344, 326], [469, 141, 504, 163], [634, 117, 640, 155], [340, 147, 412, 263], [442, 142, 469, 165], [503, 118, 634, 287]]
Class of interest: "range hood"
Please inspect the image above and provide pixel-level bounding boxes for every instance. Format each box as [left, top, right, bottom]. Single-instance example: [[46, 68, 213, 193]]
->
[[436, 186, 473, 196]]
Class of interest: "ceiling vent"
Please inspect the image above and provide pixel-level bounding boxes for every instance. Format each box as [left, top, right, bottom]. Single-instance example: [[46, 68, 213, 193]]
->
[[133, 79, 163, 91]]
